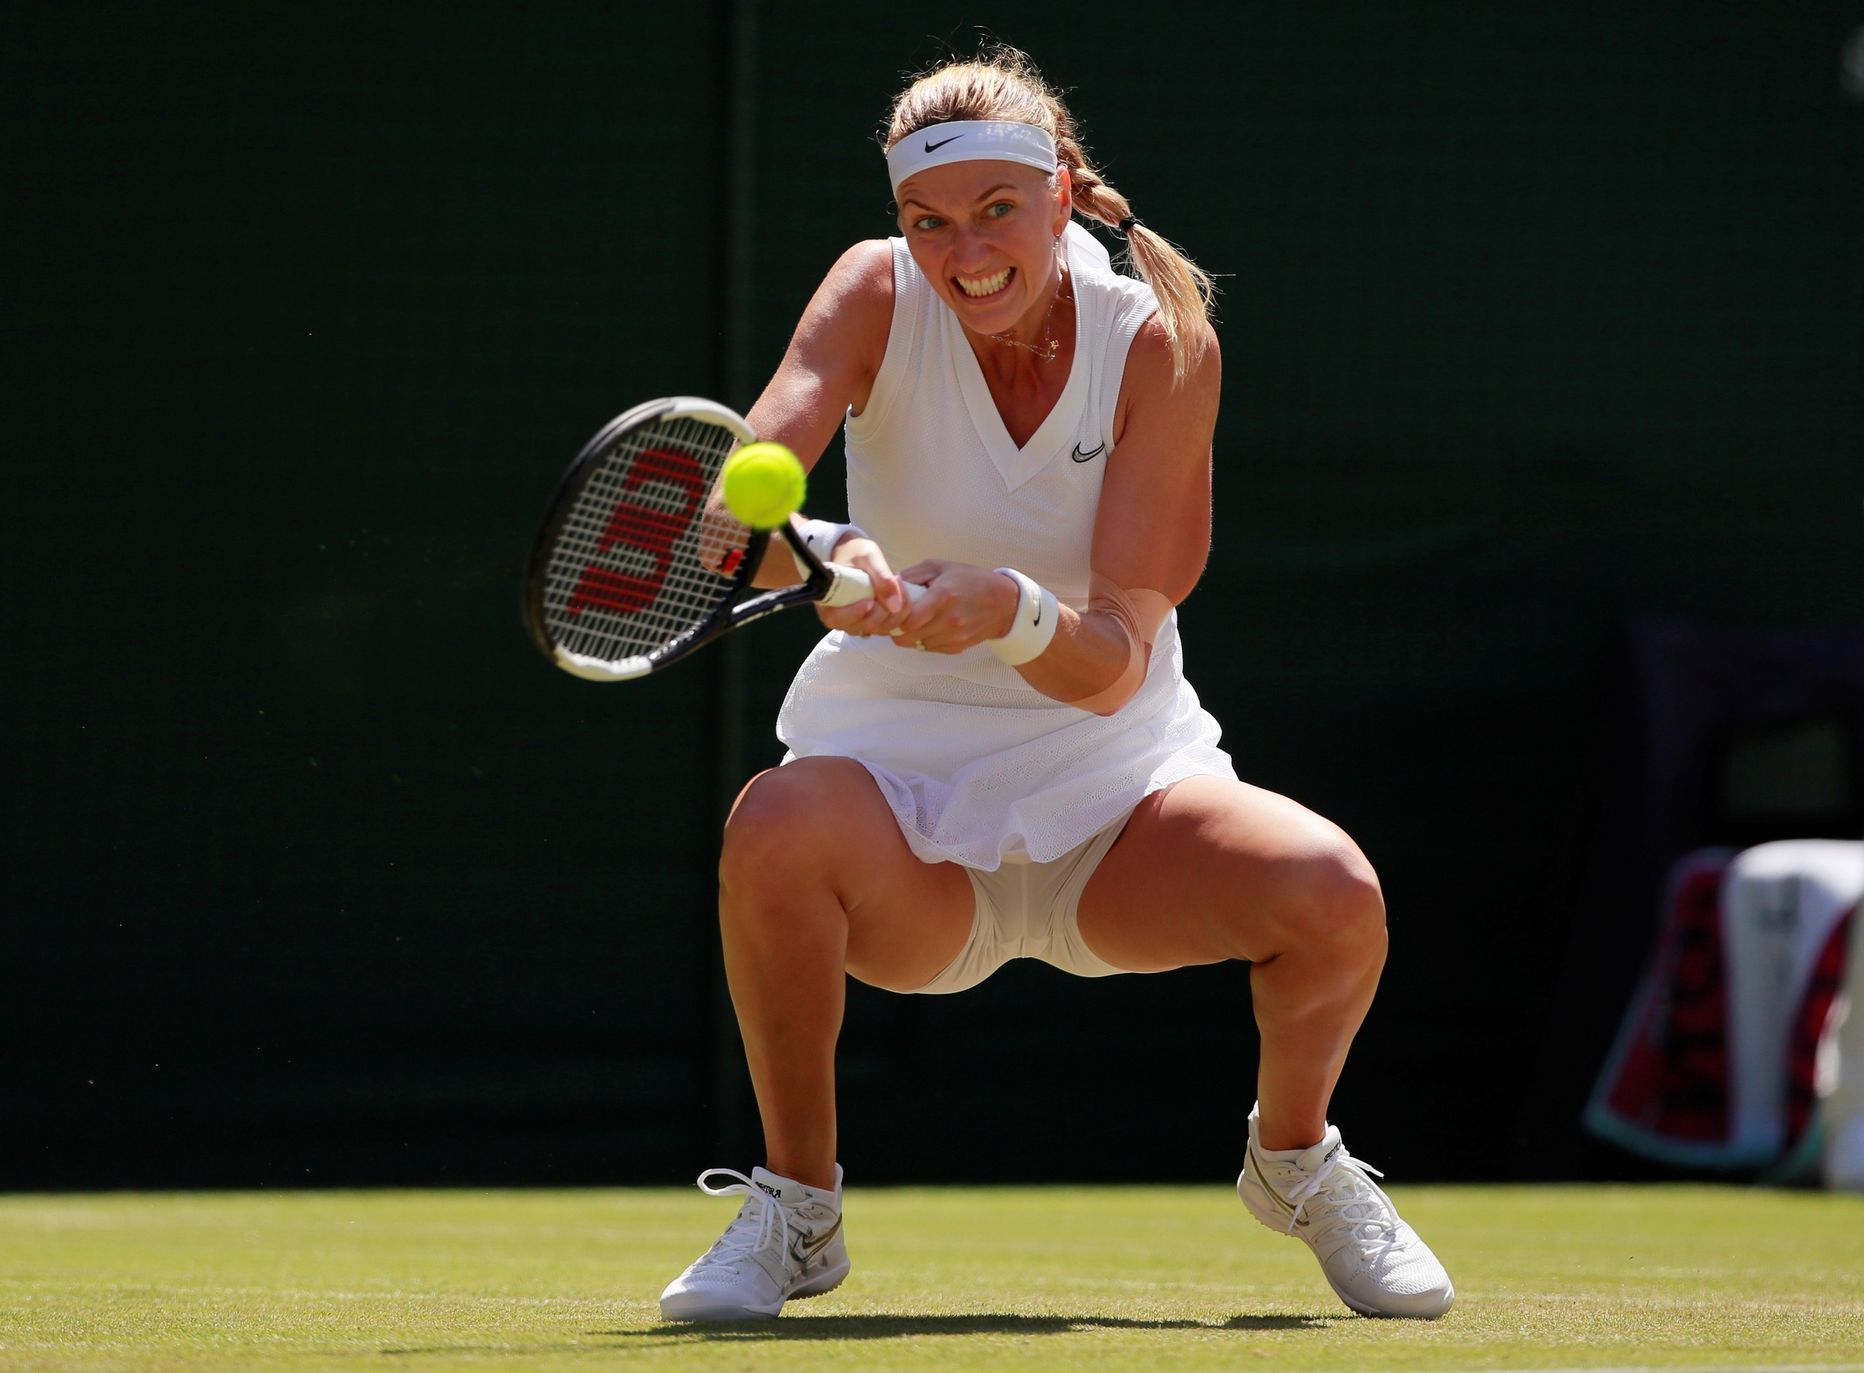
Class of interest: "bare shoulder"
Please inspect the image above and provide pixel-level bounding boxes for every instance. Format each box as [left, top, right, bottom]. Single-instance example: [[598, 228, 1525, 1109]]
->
[[801, 238, 894, 336], [749, 241, 897, 452], [1131, 311, 1220, 396], [1116, 312, 1221, 443], [838, 236, 895, 288]]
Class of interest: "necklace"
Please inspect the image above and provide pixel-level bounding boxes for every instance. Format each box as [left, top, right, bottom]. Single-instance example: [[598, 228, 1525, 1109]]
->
[[989, 268, 1067, 362]]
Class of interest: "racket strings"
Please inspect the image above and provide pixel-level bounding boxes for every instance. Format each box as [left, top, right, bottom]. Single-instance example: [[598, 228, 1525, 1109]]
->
[[541, 415, 754, 661]]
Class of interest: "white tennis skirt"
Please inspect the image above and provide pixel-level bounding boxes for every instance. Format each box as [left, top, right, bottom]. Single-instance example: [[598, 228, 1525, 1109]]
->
[[776, 613, 1236, 871]]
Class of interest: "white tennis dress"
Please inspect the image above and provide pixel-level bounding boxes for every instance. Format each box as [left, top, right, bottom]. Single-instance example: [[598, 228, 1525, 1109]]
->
[[776, 222, 1236, 870]]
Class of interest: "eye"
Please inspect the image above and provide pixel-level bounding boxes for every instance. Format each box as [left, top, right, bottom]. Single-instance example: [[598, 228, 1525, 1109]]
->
[[986, 201, 1014, 219], [911, 214, 946, 232]]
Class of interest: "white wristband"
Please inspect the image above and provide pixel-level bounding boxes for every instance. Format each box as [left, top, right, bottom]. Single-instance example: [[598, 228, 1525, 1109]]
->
[[790, 518, 867, 578], [987, 568, 1060, 666]]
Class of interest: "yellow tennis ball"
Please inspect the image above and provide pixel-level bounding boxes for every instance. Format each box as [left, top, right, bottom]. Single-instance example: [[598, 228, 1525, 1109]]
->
[[720, 441, 806, 528]]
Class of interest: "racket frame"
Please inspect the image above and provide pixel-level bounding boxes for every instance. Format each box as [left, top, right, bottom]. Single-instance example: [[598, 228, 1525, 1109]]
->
[[524, 397, 896, 683]]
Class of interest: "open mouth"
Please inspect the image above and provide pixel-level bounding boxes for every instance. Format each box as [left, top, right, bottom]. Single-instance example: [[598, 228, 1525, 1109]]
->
[[955, 267, 1013, 299]]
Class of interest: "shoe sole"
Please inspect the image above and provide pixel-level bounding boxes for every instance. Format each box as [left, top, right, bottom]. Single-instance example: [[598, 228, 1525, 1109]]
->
[[1336, 1284, 1455, 1320], [659, 1259, 851, 1322], [1239, 1165, 1454, 1320]]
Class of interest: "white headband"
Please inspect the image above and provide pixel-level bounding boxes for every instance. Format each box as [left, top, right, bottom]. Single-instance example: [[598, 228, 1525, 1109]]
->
[[885, 120, 1058, 195]]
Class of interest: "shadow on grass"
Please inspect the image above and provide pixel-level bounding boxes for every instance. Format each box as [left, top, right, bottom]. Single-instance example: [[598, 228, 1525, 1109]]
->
[[599, 1312, 1342, 1343], [380, 1314, 1342, 1357]]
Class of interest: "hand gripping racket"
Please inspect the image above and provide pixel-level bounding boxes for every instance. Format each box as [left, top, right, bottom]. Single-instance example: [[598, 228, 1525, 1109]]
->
[[523, 396, 916, 682]]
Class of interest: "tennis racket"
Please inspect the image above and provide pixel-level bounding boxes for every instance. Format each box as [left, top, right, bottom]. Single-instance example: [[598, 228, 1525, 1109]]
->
[[523, 396, 916, 682]]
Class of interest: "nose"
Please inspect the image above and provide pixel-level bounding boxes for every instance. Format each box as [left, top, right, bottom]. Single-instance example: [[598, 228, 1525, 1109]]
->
[[951, 223, 991, 269]]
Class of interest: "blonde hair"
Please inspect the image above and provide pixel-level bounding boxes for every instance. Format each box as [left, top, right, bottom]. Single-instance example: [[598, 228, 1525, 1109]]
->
[[883, 45, 1215, 383]]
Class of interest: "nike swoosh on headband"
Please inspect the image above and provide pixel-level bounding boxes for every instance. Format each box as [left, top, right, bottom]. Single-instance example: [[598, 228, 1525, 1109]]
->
[[924, 134, 963, 152]]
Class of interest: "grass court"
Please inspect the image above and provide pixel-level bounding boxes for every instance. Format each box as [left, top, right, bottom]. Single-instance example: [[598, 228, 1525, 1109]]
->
[[3, 1183, 1860, 1371]]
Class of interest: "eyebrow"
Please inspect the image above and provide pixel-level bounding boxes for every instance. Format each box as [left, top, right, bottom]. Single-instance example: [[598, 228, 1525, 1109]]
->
[[901, 183, 1018, 212]]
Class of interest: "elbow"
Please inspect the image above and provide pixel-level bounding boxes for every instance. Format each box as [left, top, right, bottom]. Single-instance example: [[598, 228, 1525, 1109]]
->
[[1063, 645, 1151, 716], [1085, 669, 1151, 715]]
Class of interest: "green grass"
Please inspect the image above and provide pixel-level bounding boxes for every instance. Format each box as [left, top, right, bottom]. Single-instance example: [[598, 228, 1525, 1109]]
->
[[1, 1185, 1860, 1371]]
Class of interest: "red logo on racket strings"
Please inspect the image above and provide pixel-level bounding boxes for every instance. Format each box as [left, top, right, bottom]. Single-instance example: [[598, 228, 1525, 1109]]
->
[[566, 447, 706, 616]]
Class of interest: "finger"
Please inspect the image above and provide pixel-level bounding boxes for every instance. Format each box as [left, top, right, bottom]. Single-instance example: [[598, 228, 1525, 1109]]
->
[[893, 560, 958, 619], [862, 564, 909, 616], [848, 595, 909, 638], [839, 541, 909, 616], [817, 598, 880, 633], [849, 582, 916, 635], [891, 583, 951, 640]]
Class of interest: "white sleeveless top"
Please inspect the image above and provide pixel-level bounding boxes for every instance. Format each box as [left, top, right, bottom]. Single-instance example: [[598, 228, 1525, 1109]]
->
[[776, 222, 1235, 869]]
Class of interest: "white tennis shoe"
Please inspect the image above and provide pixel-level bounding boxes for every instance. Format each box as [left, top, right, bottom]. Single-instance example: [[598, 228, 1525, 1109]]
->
[[1236, 1107, 1455, 1318], [659, 1165, 850, 1321]]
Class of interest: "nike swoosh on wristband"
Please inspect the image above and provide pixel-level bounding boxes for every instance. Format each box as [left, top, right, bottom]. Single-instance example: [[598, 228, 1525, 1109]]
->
[[924, 135, 963, 152], [1071, 442, 1106, 463]]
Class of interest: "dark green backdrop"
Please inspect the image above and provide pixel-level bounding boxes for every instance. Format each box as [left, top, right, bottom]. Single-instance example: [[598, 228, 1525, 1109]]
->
[[7, 2, 1860, 1188]]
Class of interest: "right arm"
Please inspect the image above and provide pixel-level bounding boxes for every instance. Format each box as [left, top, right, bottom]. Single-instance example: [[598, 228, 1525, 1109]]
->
[[737, 240, 908, 614]]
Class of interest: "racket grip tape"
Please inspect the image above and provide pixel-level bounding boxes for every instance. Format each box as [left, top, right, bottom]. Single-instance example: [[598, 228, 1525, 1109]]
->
[[819, 564, 929, 609]]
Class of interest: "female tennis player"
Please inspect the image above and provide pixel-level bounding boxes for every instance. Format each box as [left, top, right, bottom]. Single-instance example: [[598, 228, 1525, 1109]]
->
[[660, 47, 1454, 1322]]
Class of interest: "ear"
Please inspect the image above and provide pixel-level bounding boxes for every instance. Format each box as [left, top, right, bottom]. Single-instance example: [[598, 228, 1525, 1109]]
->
[[1052, 165, 1074, 234]]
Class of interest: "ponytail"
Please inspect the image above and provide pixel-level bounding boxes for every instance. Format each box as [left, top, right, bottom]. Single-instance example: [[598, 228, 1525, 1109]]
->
[[1059, 146, 1215, 384]]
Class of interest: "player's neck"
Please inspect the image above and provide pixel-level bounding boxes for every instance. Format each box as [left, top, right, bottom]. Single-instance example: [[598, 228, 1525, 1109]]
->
[[972, 282, 1074, 388]]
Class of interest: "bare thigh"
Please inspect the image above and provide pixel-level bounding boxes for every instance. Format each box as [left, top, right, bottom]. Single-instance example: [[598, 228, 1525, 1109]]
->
[[722, 757, 976, 991], [1075, 776, 1382, 972]]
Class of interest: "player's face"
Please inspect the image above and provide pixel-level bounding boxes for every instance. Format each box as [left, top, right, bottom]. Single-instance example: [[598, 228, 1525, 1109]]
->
[[896, 160, 1071, 343]]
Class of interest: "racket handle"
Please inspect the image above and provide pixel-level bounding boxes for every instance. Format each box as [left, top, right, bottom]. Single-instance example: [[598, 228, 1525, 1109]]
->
[[820, 563, 930, 609]]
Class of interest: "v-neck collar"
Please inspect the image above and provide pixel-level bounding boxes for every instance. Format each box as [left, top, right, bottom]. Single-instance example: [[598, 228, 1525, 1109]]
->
[[952, 229, 1088, 493]]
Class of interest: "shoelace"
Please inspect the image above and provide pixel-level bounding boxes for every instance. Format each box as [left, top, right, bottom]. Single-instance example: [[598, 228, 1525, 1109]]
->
[[1278, 1147, 1400, 1246], [689, 1169, 791, 1268]]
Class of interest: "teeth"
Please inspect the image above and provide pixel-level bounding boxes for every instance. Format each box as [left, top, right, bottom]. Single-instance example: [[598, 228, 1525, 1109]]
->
[[958, 268, 1011, 297]]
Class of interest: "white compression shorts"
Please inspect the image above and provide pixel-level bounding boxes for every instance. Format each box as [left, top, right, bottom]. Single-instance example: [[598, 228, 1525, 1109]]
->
[[909, 811, 1137, 994]]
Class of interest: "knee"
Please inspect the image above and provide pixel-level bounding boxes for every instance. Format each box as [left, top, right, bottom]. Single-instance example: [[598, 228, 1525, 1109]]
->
[[1288, 829, 1387, 965], [717, 764, 857, 905], [721, 770, 811, 892]]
